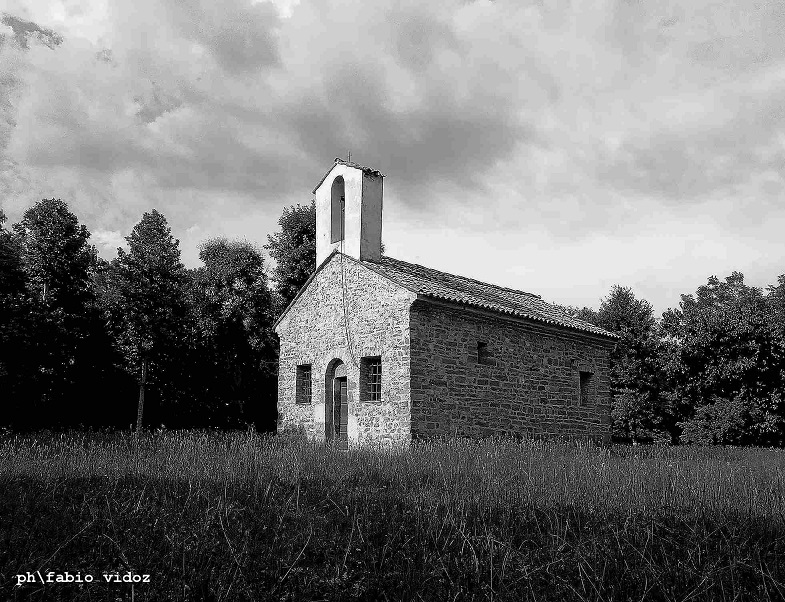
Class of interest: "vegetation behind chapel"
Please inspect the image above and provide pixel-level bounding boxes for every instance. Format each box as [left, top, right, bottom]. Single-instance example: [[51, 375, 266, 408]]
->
[[1, 198, 785, 445]]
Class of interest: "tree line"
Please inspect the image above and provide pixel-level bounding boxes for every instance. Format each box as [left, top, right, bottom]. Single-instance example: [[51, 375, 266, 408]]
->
[[0, 199, 314, 431], [564, 272, 785, 446], [2, 197, 784, 445]]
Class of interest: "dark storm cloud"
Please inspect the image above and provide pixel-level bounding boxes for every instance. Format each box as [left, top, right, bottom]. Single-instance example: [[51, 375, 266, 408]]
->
[[265, 0, 554, 200], [4, 0, 785, 240], [134, 84, 184, 124], [597, 84, 785, 202], [3, 0, 785, 316], [0, 1, 282, 202], [160, 0, 281, 73], [276, 60, 537, 199], [0, 13, 62, 49], [391, 9, 463, 73], [5, 0, 541, 204]]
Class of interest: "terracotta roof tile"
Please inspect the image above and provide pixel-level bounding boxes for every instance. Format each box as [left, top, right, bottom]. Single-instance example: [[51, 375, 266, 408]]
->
[[362, 255, 618, 340]]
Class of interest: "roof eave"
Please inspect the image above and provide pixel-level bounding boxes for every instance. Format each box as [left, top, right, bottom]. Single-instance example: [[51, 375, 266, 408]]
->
[[413, 293, 619, 342], [275, 252, 619, 342]]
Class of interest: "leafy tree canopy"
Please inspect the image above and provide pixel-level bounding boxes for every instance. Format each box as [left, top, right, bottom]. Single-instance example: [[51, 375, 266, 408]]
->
[[191, 237, 275, 347], [3, 200, 117, 429], [0, 210, 25, 297], [596, 285, 656, 338], [265, 201, 316, 311], [187, 238, 278, 428], [767, 274, 785, 335], [108, 209, 189, 363], [661, 272, 785, 445], [12, 198, 97, 312]]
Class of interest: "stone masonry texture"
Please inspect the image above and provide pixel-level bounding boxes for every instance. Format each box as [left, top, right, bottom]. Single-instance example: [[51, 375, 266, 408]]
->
[[276, 253, 416, 445], [409, 300, 613, 443], [276, 254, 614, 446]]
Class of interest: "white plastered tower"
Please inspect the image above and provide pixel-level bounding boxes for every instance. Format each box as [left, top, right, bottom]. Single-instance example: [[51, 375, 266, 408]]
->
[[313, 158, 384, 268]]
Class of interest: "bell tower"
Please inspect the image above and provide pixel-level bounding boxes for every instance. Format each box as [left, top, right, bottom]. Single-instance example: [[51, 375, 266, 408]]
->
[[313, 158, 384, 268]]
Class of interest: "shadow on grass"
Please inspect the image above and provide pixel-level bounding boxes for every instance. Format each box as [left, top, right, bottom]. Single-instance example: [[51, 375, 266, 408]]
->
[[2, 473, 784, 601]]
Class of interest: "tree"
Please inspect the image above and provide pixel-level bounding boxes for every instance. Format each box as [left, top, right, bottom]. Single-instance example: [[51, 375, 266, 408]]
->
[[594, 286, 655, 340], [0, 210, 25, 297], [661, 272, 785, 445], [102, 210, 190, 430], [9, 199, 109, 428], [768, 274, 785, 339], [558, 304, 600, 325], [768, 273, 785, 384], [562, 287, 671, 443], [12, 198, 96, 311], [187, 238, 278, 429], [265, 201, 316, 312], [594, 286, 671, 443], [0, 210, 37, 426]]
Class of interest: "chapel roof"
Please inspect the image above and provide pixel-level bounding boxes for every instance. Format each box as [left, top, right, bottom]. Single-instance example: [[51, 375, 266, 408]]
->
[[312, 158, 386, 194], [362, 255, 618, 340]]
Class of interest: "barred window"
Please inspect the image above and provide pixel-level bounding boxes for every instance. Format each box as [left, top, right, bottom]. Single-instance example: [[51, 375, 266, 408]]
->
[[296, 365, 312, 404], [361, 356, 382, 402]]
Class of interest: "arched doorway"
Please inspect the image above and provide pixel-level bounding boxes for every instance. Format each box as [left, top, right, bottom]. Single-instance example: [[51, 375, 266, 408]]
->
[[325, 359, 348, 450]]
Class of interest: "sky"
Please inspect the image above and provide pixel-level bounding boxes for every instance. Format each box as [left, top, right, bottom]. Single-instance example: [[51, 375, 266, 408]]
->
[[1, 0, 784, 317]]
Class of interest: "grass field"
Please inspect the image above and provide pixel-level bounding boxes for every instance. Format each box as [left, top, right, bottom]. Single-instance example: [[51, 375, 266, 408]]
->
[[2, 431, 785, 601]]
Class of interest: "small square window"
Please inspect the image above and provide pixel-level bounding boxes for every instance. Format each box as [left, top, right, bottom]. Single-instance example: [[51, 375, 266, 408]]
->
[[296, 365, 312, 404], [579, 371, 593, 406], [361, 356, 382, 402]]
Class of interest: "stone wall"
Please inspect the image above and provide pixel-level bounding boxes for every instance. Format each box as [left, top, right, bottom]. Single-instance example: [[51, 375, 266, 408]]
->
[[275, 253, 416, 445], [409, 300, 614, 443]]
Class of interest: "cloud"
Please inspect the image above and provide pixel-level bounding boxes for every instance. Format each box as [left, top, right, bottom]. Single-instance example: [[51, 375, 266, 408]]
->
[[134, 83, 183, 125], [1, 0, 785, 315], [90, 228, 125, 254], [3, 0, 550, 201], [593, 69, 785, 204], [157, 0, 281, 74], [0, 13, 62, 49]]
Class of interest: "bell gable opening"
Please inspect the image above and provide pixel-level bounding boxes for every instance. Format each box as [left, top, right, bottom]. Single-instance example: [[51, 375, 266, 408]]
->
[[330, 176, 345, 243]]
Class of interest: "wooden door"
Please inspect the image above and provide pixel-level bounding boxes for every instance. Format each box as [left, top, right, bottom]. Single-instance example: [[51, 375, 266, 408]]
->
[[334, 377, 348, 451]]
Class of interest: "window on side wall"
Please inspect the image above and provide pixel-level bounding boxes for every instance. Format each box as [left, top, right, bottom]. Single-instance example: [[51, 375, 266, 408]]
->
[[579, 371, 593, 406], [360, 356, 382, 402], [477, 341, 492, 365], [296, 365, 312, 404]]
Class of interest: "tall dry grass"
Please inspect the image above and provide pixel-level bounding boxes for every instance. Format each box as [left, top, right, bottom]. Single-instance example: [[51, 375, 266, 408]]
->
[[2, 431, 785, 601], [3, 431, 784, 518]]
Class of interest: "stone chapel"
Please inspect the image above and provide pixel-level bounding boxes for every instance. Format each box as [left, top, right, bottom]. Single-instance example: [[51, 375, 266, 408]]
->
[[274, 158, 618, 448]]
